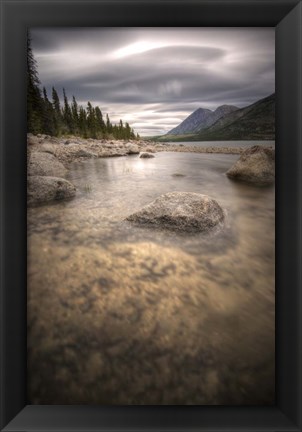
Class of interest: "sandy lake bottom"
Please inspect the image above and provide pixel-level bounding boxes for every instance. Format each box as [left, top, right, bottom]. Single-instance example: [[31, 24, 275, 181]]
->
[[27, 151, 275, 405]]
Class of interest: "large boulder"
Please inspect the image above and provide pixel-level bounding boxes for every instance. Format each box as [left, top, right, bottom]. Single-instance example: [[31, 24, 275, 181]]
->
[[126, 192, 225, 233], [226, 145, 275, 185], [28, 152, 67, 177], [27, 176, 76, 207]]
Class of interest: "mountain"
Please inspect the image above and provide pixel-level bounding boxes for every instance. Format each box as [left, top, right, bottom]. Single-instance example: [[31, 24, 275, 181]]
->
[[197, 93, 275, 140], [167, 104, 239, 135], [167, 108, 212, 135]]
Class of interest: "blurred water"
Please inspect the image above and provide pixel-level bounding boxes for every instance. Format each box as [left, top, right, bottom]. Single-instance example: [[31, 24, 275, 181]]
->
[[164, 140, 275, 148], [27, 151, 275, 405]]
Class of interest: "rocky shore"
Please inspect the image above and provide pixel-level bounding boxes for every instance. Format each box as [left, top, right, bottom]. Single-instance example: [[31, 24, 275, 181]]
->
[[27, 133, 250, 167], [27, 134, 275, 207]]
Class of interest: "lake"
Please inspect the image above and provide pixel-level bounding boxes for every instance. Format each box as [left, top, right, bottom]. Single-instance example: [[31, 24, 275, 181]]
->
[[163, 139, 275, 148], [27, 150, 275, 405]]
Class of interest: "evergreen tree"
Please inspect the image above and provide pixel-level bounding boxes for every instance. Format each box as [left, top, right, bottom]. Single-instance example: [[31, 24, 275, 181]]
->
[[71, 96, 79, 133], [41, 87, 56, 136], [118, 119, 124, 139], [27, 38, 139, 140], [27, 32, 43, 134], [95, 106, 105, 136], [112, 124, 118, 139], [52, 87, 60, 113], [62, 88, 74, 134], [51, 87, 63, 134], [86, 102, 98, 138], [106, 113, 112, 135], [125, 122, 131, 140], [79, 106, 87, 137]]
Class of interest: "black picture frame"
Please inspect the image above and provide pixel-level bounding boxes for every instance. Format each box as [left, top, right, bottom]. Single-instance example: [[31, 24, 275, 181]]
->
[[0, 0, 301, 431]]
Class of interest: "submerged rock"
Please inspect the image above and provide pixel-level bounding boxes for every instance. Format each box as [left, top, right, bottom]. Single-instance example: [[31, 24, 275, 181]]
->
[[139, 152, 155, 159], [226, 145, 275, 185], [27, 176, 76, 206], [28, 152, 67, 177], [126, 192, 225, 233]]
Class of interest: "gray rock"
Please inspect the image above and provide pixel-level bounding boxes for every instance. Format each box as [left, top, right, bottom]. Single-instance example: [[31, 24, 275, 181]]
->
[[139, 152, 155, 159], [126, 144, 140, 155], [34, 144, 58, 155], [226, 145, 275, 185], [27, 176, 76, 206], [27, 134, 41, 146], [28, 152, 67, 177], [76, 149, 97, 158], [126, 192, 224, 233]]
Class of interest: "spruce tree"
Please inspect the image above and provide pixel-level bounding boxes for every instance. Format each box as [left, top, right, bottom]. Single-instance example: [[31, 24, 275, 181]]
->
[[79, 106, 87, 137], [62, 88, 74, 134], [125, 122, 131, 140], [95, 106, 105, 136], [106, 114, 112, 135], [86, 102, 98, 138], [52, 87, 64, 135], [71, 96, 79, 133], [41, 87, 56, 136], [27, 37, 139, 140], [27, 32, 43, 134]]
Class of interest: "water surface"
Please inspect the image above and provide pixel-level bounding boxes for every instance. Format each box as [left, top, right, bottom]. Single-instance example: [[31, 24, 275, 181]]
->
[[27, 151, 275, 405], [164, 139, 275, 148]]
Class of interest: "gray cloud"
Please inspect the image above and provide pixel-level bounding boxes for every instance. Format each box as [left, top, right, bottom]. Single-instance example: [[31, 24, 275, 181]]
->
[[31, 28, 275, 136]]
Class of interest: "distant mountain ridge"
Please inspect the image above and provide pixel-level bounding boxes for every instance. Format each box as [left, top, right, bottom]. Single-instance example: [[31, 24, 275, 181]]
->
[[161, 93, 275, 141], [167, 104, 239, 135], [197, 93, 275, 140]]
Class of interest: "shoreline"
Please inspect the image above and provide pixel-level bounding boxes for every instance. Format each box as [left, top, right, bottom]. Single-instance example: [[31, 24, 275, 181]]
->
[[27, 133, 275, 207], [28, 133, 273, 167]]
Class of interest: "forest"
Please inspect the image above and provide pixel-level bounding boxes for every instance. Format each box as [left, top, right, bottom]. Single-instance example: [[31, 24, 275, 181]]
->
[[27, 35, 139, 141]]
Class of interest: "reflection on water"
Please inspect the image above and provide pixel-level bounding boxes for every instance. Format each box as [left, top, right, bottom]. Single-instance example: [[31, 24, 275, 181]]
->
[[27, 151, 275, 405]]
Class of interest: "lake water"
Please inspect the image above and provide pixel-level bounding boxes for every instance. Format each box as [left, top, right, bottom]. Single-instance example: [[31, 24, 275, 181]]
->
[[164, 140, 275, 148], [27, 151, 275, 405]]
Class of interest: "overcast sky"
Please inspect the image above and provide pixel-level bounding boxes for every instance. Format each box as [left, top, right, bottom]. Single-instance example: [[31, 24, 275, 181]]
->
[[31, 28, 275, 136]]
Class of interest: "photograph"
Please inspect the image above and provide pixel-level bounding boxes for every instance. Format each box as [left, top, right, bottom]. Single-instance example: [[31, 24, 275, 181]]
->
[[27, 27, 275, 405]]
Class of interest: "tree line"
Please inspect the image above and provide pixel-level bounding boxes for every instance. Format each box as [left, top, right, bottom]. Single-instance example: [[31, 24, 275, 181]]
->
[[27, 35, 140, 140]]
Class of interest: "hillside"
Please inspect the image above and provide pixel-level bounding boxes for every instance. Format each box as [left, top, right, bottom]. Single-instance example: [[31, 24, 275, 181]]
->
[[167, 105, 238, 135], [197, 93, 275, 140], [158, 94, 275, 142]]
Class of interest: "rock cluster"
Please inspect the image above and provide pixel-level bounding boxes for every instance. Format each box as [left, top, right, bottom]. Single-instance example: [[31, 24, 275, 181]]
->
[[27, 134, 248, 169], [27, 136, 77, 207]]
